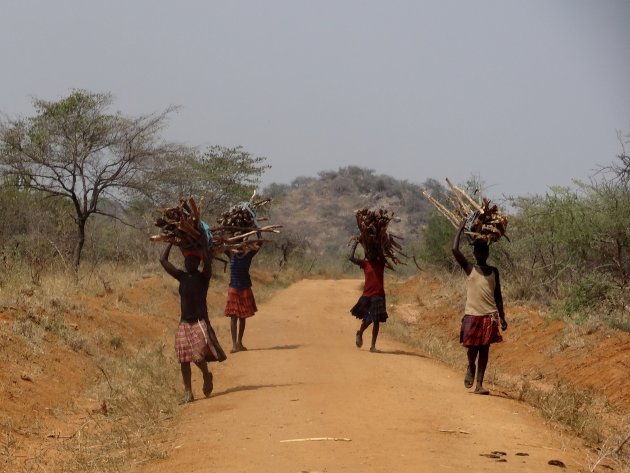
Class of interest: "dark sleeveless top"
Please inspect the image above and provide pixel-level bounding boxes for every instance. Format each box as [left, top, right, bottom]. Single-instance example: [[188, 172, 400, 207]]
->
[[229, 252, 255, 289], [176, 270, 210, 322]]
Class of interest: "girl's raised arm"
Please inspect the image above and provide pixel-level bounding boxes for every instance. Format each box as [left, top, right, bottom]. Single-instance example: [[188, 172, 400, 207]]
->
[[348, 240, 361, 266], [452, 221, 473, 275], [160, 243, 179, 279]]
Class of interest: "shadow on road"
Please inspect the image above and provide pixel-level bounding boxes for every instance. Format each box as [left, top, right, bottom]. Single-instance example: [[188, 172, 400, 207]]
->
[[248, 344, 302, 351], [378, 349, 428, 358], [210, 383, 297, 399]]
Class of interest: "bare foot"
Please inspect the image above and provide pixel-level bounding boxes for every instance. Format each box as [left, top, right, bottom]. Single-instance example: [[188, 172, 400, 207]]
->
[[369, 346, 378, 353], [230, 347, 239, 353], [202, 372, 213, 398], [474, 387, 490, 395], [236, 343, 248, 352], [355, 331, 363, 348], [182, 390, 194, 404], [464, 365, 475, 389]]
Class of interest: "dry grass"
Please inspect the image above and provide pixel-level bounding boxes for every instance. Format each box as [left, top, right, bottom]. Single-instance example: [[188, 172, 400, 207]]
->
[[54, 345, 180, 473], [0, 263, 177, 472], [385, 271, 630, 472], [385, 316, 630, 471], [0, 260, 299, 473], [384, 317, 461, 367], [514, 378, 630, 472]]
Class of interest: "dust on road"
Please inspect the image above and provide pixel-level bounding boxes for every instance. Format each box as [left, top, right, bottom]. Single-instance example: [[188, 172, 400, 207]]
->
[[138, 279, 588, 473]]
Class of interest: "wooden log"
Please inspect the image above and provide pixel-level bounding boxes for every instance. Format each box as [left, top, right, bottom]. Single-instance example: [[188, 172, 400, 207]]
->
[[446, 178, 484, 214], [422, 179, 508, 244], [421, 190, 460, 227]]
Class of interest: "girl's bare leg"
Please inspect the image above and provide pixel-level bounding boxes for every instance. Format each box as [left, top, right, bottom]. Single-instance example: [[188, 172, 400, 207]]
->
[[474, 345, 490, 394], [195, 361, 213, 397], [236, 318, 247, 351], [465, 347, 478, 388], [370, 321, 380, 352], [356, 321, 371, 348], [180, 362, 194, 402], [230, 316, 238, 352]]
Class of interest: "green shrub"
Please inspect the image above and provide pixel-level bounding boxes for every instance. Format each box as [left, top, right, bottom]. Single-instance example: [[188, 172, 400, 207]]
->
[[563, 273, 616, 315], [417, 211, 456, 270], [109, 335, 124, 350]]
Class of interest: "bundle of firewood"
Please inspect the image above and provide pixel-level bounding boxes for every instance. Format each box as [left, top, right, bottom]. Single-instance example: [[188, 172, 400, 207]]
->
[[216, 195, 271, 230], [150, 197, 208, 248], [421, 178, 508, 244], [352, 208, 406, 269], [211, 192, 281, 254]]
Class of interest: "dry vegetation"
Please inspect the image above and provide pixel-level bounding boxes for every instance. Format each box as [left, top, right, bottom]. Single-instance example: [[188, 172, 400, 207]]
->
[[0, 260, 301, 473], [1, 264, 175, 472], [1, 96, 628, 472], [1, 230, 628, 471], [385, 270, 630, 472]]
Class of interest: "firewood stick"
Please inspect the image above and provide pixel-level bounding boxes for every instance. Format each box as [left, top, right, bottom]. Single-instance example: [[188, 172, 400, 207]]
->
[[448, 192, 471, 217], [280, 437, 351, 443], [177, 220, 201, 239], [211, 224, 282, 232], [149, 235, 172, 242], [445, 178, 475, 215], [188, 197, 200, 220], [421, 191, 460, 227], [446, 194, 465, 216], [225, 229, 279, 242], [446, 178, 484, 214], [252, 198, 272, 207]]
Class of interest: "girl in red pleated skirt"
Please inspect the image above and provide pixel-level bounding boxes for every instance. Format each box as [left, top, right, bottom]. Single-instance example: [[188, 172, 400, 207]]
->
[[224, 243, 262, 352]]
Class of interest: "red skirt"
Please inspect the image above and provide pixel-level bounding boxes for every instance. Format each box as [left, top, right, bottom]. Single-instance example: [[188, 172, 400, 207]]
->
[[224, 287, 257, 318], [459, 314, 502, 347], [175, 319, 227, 363]]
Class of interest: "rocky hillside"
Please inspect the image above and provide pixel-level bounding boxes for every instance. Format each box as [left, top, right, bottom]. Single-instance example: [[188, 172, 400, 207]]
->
[[263, 166, 444, 262]]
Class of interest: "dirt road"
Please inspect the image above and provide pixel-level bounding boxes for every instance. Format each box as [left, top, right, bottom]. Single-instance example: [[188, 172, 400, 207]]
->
[[139, 279, 591, 473]]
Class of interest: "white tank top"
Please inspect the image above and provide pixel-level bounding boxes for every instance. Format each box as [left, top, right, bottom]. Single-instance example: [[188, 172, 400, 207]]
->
[[464, 267, 498, 316]]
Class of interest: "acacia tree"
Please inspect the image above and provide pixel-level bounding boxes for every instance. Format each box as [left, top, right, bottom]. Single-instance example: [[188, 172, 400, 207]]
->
[[0, 90, 182, 269], [147, 145, 270, 211]]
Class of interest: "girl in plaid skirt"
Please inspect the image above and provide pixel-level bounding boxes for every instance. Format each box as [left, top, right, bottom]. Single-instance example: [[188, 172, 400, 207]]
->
[[224, 242, 262, 353], [452, 220, 507, 395], [349, 241, 388, 353], [161, 240, 227, 403]]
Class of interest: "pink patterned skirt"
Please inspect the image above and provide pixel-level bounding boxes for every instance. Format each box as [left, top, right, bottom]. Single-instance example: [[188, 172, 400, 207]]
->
[[175, 319, 227, 363], [224, 287, 258, 318]]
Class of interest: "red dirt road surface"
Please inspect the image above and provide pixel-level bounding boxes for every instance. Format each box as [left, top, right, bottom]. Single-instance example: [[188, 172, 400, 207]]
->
[[138, 280, 592, 473]]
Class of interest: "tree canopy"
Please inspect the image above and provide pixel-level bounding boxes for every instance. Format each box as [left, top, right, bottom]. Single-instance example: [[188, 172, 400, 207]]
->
[[0, 90, 186, 268]]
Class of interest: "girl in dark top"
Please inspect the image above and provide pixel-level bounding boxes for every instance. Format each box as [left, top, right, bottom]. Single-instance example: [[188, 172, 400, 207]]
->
[[160, 240, 226, 403], [349, 241, 388, 352], [224, 242, 262, 353], [452, 220, 507, 395]]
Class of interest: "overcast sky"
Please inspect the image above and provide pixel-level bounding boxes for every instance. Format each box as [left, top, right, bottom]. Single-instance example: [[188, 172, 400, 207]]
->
[[1, 0, 629, 198]]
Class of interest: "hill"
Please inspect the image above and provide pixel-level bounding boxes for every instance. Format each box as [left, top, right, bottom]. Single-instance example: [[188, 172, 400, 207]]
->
[[262, 166, 443, 267]]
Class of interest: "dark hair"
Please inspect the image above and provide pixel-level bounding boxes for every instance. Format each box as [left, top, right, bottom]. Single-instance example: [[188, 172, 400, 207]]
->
[[365, 245, 380, 261], [472, 240, 489, 251], [184, 255, 201, 270]]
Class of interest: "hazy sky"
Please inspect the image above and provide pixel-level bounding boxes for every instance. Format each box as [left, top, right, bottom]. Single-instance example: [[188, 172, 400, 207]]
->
[[1, 1, 629, 198]]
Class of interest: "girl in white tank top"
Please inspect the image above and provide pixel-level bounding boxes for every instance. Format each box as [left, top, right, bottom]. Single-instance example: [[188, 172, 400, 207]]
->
[[452, 221, 507, 395]]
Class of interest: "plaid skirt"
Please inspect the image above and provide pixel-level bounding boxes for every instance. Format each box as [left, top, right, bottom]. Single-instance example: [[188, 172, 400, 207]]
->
[[459, 314, 502, 347], [175, 319, 227, 363], [224, 287, 257, 318], [351, 296, 388, 323]]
